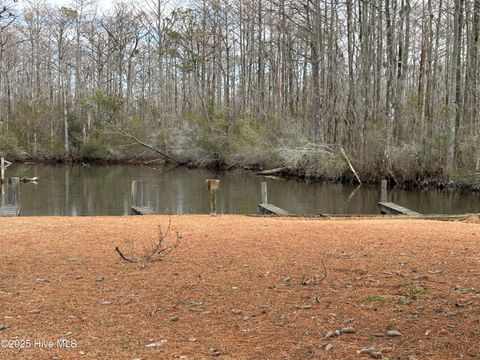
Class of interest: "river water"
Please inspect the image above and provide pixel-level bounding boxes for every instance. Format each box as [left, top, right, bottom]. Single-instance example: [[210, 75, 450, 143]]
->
[[2, 164, 479, 216]]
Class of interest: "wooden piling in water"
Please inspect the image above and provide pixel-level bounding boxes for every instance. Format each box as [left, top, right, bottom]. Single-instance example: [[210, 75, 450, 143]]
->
[[132, 180, 144, 208], [1, 157, 12, 185], [1, 157, 4, 184], [206, 179, 220, 215], [380, 179, 388, 203], [0, 157, 4, 205], [7, 177, 19, 205], [261, 182, 268, 204]]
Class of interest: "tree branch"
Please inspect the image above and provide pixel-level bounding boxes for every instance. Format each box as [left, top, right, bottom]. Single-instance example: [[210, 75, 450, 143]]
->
[[105, 118, 181, 164]]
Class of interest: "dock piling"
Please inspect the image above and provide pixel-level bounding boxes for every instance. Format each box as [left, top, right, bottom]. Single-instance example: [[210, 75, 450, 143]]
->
[[132, 180, 145, 208], [1, 157, 12, 185], [7, 177, 19, 205], [380, 179, 388, 203], [1, 157, 4, 184], [261, 181, 268, 204]]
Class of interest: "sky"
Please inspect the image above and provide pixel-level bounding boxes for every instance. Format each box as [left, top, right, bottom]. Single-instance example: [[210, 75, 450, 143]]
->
[[51, 0, 114, 10], [16, 0, 115, 12]]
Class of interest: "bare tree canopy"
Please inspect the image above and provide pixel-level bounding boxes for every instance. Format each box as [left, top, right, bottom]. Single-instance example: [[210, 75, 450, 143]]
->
[[0, 0, 479, 180]]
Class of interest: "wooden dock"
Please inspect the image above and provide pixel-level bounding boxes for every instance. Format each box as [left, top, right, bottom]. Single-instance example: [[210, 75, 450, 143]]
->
[[130, 180, 156, 215], [0, 204, 20, 217], [131, 206, 156, 215], [1, 176, 20, 217], [258, 203, 290, 215], [378, 202, 422, 216]]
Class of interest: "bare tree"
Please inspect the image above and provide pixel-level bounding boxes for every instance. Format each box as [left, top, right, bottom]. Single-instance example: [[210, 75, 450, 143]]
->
[[0, 0, 479, 180]]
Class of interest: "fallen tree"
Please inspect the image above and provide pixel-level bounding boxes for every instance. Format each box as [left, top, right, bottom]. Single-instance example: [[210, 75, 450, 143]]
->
[[105, 118, 181, 164]]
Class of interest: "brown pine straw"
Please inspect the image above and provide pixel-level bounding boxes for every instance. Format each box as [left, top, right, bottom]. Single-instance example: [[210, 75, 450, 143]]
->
[[0, 215, 479, 359]]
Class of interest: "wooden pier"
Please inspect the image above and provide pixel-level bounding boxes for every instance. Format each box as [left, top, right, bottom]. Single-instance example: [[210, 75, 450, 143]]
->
[[0, 177, 20, 217], [378, 202, 422, 216], [0, 204, 20, 217], [258, 203, 290, 215], [377, 179, 422, 216], [131, 206, 156, 215], [131, 180, 155, 215], [257, 182, 290, 215]]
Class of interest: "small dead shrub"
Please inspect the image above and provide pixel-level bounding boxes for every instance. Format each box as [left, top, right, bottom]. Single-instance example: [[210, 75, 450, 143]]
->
[[115, 219, 181, 263]]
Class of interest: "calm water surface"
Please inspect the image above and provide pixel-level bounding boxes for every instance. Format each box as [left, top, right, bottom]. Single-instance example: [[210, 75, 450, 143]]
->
[[2, 164, 480, 216]]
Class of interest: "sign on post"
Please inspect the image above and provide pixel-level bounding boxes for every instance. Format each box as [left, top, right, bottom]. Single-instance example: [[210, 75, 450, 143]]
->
[[1, 157, 12, 184], [206, 179, 220, 215]]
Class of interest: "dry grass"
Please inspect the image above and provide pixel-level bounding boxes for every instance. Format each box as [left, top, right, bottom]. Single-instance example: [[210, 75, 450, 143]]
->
[[0, 215, 479, 359]]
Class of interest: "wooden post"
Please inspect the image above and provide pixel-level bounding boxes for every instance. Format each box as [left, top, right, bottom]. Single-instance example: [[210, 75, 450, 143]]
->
[[380, 179, 388, 203], [131, 180, 145, 208], [1, 157, 4, 184], [261, 181, 268, 204], [1, 157, 12, 186], [206, 179, 220, 215], [7, 177, 20, 205], [0, 157, 4, 204]]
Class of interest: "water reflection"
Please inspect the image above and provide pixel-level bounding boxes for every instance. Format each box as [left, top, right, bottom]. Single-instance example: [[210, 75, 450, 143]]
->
[[3, 164, 480, 216]]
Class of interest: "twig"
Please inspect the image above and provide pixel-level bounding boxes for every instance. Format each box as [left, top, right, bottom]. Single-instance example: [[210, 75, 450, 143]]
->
[[115, 246, 138, 263], [319, 259, 328, 283], [172, 278, 202, 309], [148, 219, 172, 260]]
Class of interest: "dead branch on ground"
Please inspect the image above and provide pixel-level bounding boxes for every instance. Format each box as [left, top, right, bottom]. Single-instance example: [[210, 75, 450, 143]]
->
[[115, 218, 181, 263], [300, 260, 328, 286]]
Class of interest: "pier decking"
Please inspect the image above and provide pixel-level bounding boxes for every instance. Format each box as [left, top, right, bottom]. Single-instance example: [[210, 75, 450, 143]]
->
[[131, 206, 156, 215], [378, 201, 422, 216], [258, 203, 290, 215], [0, 204, 20, 217]]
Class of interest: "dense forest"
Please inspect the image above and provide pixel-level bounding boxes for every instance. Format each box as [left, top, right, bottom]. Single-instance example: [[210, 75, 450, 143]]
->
[[1, 0, 480, 183]]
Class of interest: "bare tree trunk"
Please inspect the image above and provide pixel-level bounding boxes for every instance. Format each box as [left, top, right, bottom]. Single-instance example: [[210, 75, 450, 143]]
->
[[385, 0, 397, 161], [63, 71, 69, 156], [447, 0, 464, 171], [346, 0, 355, 147]]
